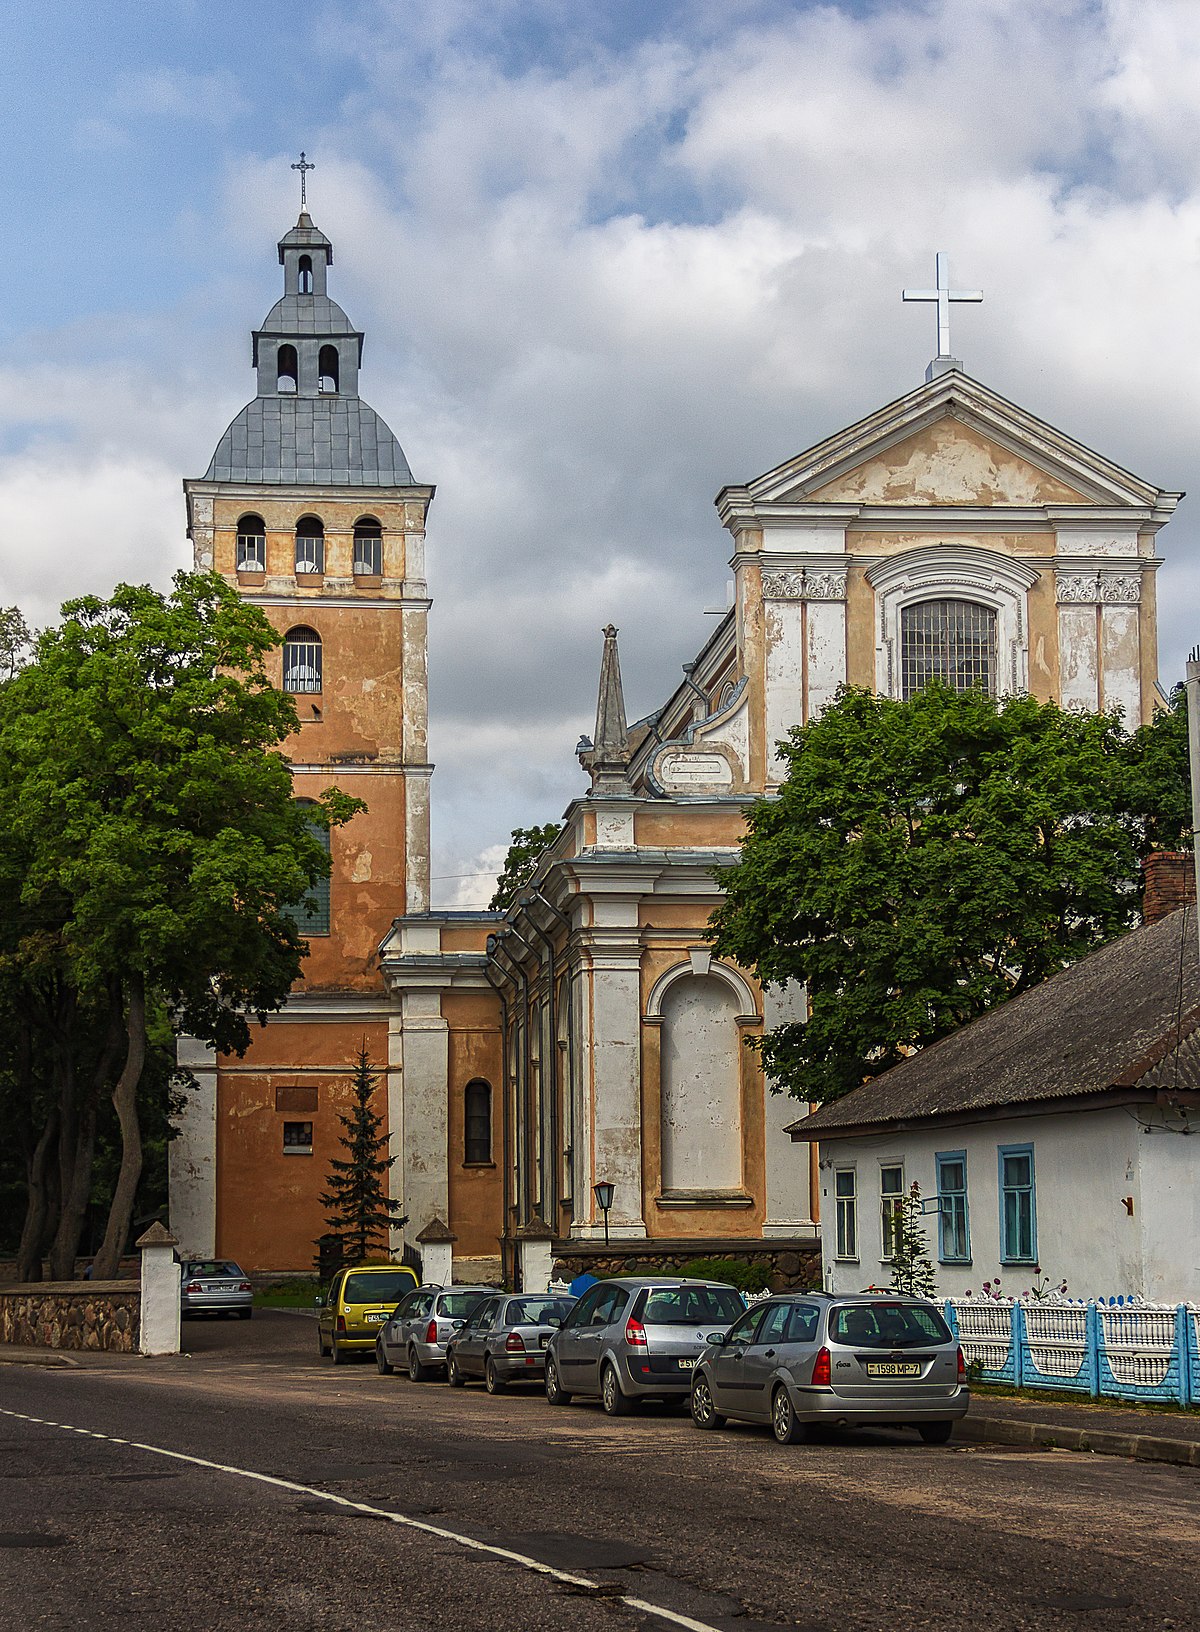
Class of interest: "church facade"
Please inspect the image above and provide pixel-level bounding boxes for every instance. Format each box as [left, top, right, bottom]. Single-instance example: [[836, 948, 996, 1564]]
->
[[168, 212, 1180, 1283]]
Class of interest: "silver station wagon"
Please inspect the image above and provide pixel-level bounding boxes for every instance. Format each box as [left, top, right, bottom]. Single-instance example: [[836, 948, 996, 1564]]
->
[[689, 1292, 968, 1445], [376, 1284, 494, 1380], [446, 1293, 576, 1392], [545, 1277, 745, 1414]]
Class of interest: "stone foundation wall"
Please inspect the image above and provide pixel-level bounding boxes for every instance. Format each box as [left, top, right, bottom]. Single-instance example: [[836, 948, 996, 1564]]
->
[[0, 1282, 141, 1352], [550, 1238, 821, 1291]]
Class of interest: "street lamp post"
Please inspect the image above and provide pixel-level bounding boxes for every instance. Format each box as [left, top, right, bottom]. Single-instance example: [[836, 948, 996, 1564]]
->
[[593, 1181, 615, 1248]]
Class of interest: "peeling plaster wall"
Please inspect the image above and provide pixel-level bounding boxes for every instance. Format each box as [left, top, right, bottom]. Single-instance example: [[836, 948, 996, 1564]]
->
[[809, 420, 1088, 506]]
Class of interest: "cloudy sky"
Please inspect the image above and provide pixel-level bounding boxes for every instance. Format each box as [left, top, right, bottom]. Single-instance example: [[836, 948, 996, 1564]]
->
[[2, 0, 1199, 905]]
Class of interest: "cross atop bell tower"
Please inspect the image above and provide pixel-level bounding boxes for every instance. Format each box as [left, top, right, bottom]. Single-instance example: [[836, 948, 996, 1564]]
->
[[291, 150, 315, 209]]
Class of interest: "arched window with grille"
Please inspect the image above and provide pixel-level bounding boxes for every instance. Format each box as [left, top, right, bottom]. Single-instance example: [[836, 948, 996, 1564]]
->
[[298, 254, 314, 295], [352, 516, 382, 577], [318, 344, 340, 394], [236, 513, 266, 572], [899, 598, 997, 699], [282, 626, 322, 693], [283, 798, 331, 937], [464, 1080, 492, 1165], [294, 516, 324, 575], [277, 344, 298, 394]]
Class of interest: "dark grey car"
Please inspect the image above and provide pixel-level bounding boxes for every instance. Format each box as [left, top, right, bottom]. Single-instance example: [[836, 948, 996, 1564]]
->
[[544, 1277, 744, 1415], [447, 1293, 576, 1393], [689, 1292, 968, 1445]]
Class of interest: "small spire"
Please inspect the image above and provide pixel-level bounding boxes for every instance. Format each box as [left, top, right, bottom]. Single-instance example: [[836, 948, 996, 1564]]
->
[[579, 624, 632, 795]]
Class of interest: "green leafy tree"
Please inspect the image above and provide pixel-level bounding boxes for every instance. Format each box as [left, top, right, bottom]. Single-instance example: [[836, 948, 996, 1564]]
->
[[890, 1183, 937, 1299], [710, 683, 1189, 1104], [0, 572, 363, 1278], [489, 823, 563, 911], [319, 1046, 407, 1263], [0, 607, 32, 681]]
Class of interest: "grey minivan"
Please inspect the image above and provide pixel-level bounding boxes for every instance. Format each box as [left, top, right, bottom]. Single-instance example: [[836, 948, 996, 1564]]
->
[[544, 1277, 744, 1414], [689, 1292, 968, 1445]]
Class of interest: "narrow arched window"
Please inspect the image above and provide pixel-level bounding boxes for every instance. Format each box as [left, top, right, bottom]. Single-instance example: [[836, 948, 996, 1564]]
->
[[298, 254, 313, 295], [900, 598, 997, 700], [236, 513, 266, 572], [277, 344, 298, 394], [352, 516, 382, 577], [282, 626, 322, 693], [318, 344, 340, 395], [284, 798, 331, 936], [294, 516, 324, 575], [464, 1080, 492, 1165]]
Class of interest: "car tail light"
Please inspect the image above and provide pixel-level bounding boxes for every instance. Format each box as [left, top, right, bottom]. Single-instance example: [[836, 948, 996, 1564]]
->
[[957, 1345, 966, 1380], [336, 1315, 346, 1332], [426, 1319, 438, 1344], [184, 1282, 202, 1294], [811, 1347, 831, 1386], [238, 1282, 252, 1293], [506, 1331, 526, 1353], [625, 1317, 648, 1348]]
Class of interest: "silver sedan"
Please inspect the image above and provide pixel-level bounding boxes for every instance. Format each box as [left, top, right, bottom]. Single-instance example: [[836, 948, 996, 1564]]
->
[[180, 1260, 253, 1319], [376, 1285, 494, 1380], [446, 1293, 576, 1392], [689, 1292, 968, 1445]]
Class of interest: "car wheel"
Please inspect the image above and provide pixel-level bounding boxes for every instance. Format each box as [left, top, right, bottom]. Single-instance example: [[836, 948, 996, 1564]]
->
[[918, 1421, 954, 1445], [376, 1342, 394, 1376], [601, 1362, 630, 1417], [771, 1385, 807, 1445], [545, 1356, 572, 1406], [446, 1353, 465, 1388], [331, 1338, 344, 1366], [408, 1347, 431, 1383], [484, 1357, 507, 1396], [690, 1373, 725, 1430]]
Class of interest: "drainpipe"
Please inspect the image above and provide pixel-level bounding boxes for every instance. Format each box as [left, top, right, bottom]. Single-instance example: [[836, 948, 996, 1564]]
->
[[531, 891, 571, 1240], [506, 922, 544, 1223], [487, 937, 525, 1281], [1188, 647, 1200, 962], [484, 944, 513, 1287]]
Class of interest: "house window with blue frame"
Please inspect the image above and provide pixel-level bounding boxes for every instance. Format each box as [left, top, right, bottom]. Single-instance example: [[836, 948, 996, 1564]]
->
[[936, 1151, 970, 1263], [999, 1144, 1036, 1263], [834, 1168, 858, 1260]]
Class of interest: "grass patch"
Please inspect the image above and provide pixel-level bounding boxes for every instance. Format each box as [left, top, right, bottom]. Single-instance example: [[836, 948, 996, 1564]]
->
[[972, 1380, 1200, 1418], [254, 1280, 320, 1310]]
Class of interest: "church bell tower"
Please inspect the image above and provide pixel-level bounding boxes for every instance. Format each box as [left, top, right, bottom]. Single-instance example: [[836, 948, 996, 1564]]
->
[[174, 196, 436, 1270]]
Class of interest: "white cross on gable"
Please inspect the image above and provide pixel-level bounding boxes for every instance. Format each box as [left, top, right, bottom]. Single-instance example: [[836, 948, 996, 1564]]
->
[[902, 252, 983, 362]]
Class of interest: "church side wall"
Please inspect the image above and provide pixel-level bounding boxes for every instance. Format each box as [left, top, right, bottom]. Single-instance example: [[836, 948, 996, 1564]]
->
[[443, 990, 504, 1264]]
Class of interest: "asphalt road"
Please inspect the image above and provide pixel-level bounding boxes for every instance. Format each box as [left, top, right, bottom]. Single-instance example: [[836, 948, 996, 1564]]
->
[[0, 1311, 1196, 1632]]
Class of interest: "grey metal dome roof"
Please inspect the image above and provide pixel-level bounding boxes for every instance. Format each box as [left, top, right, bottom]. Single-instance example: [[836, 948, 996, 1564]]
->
[[257, 293, 359, 337], [204, 395, 414, 486]]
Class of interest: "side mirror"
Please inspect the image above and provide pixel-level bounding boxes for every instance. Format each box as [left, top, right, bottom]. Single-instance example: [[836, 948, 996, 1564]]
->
[[706, 1332, 726, 1346], [314, 1295, 325, 1309], [452, 1320, 465, 1331], [546, 1315, 562, 1328]]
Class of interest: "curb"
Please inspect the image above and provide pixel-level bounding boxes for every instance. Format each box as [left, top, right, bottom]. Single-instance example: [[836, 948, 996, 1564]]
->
[[0, 1350, 81, 1369], [961, 1412, 1200, 1468]]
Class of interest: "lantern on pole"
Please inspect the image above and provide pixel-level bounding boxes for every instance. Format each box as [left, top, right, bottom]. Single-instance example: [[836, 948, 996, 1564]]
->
[[593, 1181, 615, 1247]]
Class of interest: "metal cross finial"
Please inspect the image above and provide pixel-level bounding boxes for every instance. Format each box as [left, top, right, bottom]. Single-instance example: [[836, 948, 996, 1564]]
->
[[902, 252, 982, 361], [291, 151, 315, 209]]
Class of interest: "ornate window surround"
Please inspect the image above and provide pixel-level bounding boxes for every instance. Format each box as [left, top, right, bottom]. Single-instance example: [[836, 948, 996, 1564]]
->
[[866, 545, 1040, 700], [644, 949, 759, 1024]]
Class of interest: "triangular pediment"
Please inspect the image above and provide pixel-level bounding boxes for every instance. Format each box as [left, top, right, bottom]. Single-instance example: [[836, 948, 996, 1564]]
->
[[739, 372, 1172, 511]]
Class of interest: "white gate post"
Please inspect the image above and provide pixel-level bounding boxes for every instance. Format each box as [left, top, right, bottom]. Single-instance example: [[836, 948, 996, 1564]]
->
[[416, 1218, 457, 1287], [516, 1217, 555, 1294], [137, 1221, 181, 1356]]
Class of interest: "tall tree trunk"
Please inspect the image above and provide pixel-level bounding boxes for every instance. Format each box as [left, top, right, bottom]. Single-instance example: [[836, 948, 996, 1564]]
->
[[16, 1109, 59, 1283], [91, 973, 147, 1281], [48, 988, 123, 1281]]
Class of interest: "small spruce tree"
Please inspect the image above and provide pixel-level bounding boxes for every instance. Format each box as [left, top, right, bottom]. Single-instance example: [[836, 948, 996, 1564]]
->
[[889, 1182, 937, 1299], [319, 1045, 407, 1265]]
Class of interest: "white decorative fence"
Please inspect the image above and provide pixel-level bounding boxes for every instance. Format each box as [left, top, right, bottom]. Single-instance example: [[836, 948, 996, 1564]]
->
[[945, 1299, 1197, 1405]]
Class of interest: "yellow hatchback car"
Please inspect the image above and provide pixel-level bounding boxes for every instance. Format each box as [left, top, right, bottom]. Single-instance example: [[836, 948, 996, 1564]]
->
[[317, 1265, 420, 1363]]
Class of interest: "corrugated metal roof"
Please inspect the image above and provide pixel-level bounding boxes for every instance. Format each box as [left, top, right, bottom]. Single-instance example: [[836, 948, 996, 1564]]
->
[[204, 395, 414, 486], [256, 294, 358, 337], [791, 905, 1200, 1137]]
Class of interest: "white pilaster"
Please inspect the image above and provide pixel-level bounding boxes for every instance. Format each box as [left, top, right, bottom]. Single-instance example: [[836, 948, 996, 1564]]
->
[[400, 991, 450, 1243], [581, 908, 647, 1239], [169, 1036, 218, 1258], [760, 983, 817, 1237]]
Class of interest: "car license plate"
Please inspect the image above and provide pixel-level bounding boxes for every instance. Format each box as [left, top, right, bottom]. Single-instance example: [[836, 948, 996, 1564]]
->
[[203, 1284, 227, 1293], [677, 1357, 694, 1370], [539, 1334, 549, 1348], [365, 1312, 387, 1323], [865, 1361, 921, 1377]]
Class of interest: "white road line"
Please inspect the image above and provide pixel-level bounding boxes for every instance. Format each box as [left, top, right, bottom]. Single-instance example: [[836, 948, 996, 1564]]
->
[[0, 1405, 725, 1632]]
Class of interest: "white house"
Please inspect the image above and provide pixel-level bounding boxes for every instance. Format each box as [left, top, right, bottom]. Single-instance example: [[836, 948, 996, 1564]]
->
[[791, 863, 1200, 1304]]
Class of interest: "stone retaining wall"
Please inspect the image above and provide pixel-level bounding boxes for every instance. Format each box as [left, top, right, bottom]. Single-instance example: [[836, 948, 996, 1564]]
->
[[0, 1282, 141, 1352], [550, 1238, 821, 1290]]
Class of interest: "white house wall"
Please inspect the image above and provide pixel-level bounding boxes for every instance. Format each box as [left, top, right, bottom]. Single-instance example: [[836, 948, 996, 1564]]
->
[[816, 1107, 1200, 1303]]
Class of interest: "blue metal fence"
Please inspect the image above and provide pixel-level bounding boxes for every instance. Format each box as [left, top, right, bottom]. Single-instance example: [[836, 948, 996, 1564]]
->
[[945, 1299, 1200, 1407]]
